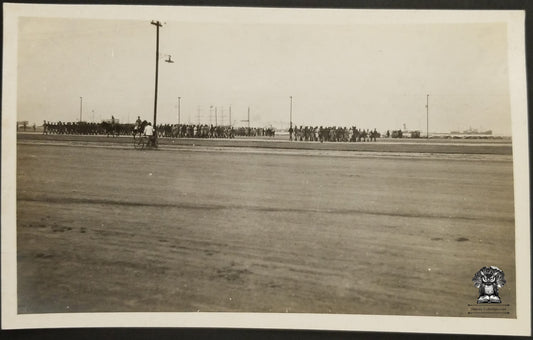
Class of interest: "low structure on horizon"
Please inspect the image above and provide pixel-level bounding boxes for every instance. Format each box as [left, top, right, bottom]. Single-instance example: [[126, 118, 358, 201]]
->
[[450, 128, 493, 135]]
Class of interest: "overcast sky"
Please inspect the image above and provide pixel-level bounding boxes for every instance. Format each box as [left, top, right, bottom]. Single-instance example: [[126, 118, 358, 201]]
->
[[17, 15, 511, 134]]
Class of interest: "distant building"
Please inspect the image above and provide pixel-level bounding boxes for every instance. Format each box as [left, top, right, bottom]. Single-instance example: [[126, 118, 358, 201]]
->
[[450, 128, 492, 135]]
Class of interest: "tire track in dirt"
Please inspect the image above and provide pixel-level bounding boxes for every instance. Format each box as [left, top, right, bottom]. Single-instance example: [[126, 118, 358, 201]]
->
[[18, 195, 514, 224]]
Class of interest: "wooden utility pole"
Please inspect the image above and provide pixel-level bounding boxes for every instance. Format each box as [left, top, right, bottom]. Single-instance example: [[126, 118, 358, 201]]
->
[[151, 20, 162, 144], [290, 95, 293, 130], [197, 106, 201, 124], [426, 94, 429, 139], [241, 107, 251, 136], [177, 97, 181, 124]]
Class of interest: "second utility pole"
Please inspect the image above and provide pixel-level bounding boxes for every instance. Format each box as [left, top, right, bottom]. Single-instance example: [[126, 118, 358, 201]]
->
[[426, 94, 429, 139], [178, 97, 181, 124], [151, 20, 162, 144], [289, 96, 293, 141]]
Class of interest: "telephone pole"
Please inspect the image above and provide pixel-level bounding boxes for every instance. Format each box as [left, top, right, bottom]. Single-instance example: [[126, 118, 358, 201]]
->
[[197, 106, 201, 124], [151, 20, 163, 144], [426, 94, 429, 139], [177, 97, 181, 124], [79, 97, 83, 122], [241, 107, 251, 136], [229, 105, 232, 127], [290, 95, 293, 130]]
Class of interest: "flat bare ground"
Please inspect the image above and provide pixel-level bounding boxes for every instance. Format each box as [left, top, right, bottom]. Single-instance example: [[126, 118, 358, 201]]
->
[[16, 137, 515, 317]]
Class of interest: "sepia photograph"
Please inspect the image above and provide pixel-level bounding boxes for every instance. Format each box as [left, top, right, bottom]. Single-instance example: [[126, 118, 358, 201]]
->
[[2, 3, 530, 335]]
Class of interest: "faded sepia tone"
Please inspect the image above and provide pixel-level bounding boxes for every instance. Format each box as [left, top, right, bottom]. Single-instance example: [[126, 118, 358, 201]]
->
[[3, 4, 530, 335]]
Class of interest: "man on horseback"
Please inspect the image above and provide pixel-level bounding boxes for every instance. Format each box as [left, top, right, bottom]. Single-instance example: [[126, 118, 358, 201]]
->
[[133, 116, 143, 137]]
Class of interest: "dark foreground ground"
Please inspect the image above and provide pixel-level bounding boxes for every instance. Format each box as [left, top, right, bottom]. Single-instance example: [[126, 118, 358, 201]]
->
[[16, 136, 516, 317]]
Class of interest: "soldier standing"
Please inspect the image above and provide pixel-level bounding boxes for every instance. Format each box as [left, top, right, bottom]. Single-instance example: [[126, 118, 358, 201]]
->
[[289, 124, 294, 141]]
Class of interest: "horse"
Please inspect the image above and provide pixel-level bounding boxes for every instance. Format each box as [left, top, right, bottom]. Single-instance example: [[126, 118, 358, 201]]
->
[[132, 120, 148, 139]]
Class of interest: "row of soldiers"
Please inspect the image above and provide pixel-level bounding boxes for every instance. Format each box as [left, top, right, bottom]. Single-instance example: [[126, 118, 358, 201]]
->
[[155, 124, 276, 138], [289, 126, 380, 142], [41, 120, 276, 139], [41, 120, 381, 142], [42, 120, 132, 136]]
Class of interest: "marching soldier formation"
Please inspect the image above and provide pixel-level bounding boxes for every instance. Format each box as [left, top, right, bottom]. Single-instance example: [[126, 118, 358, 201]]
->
[[42, 120, 130, 137], [40, 120, 277, 140], [156, 124, 276, 138], [291, 125, 380, 142], [39, 120, 386, 142]]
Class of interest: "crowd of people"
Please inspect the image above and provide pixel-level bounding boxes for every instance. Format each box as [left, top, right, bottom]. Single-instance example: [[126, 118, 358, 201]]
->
[[290, 126, 380, 142], [156, 124, 276, 138], [42, 120, 131, 136], [38, 119, 400, 142], [40, 118, 278, 139]]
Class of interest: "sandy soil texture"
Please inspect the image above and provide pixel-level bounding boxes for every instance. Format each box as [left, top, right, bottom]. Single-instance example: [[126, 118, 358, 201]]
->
[[16, 140, 515, 317]]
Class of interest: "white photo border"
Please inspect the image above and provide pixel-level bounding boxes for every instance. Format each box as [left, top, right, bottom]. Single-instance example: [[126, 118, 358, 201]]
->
[[2, 3, 530, 335]]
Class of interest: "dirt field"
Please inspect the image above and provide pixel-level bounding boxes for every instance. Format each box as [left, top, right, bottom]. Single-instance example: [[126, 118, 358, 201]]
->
[[16, 136, 516, 317]]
